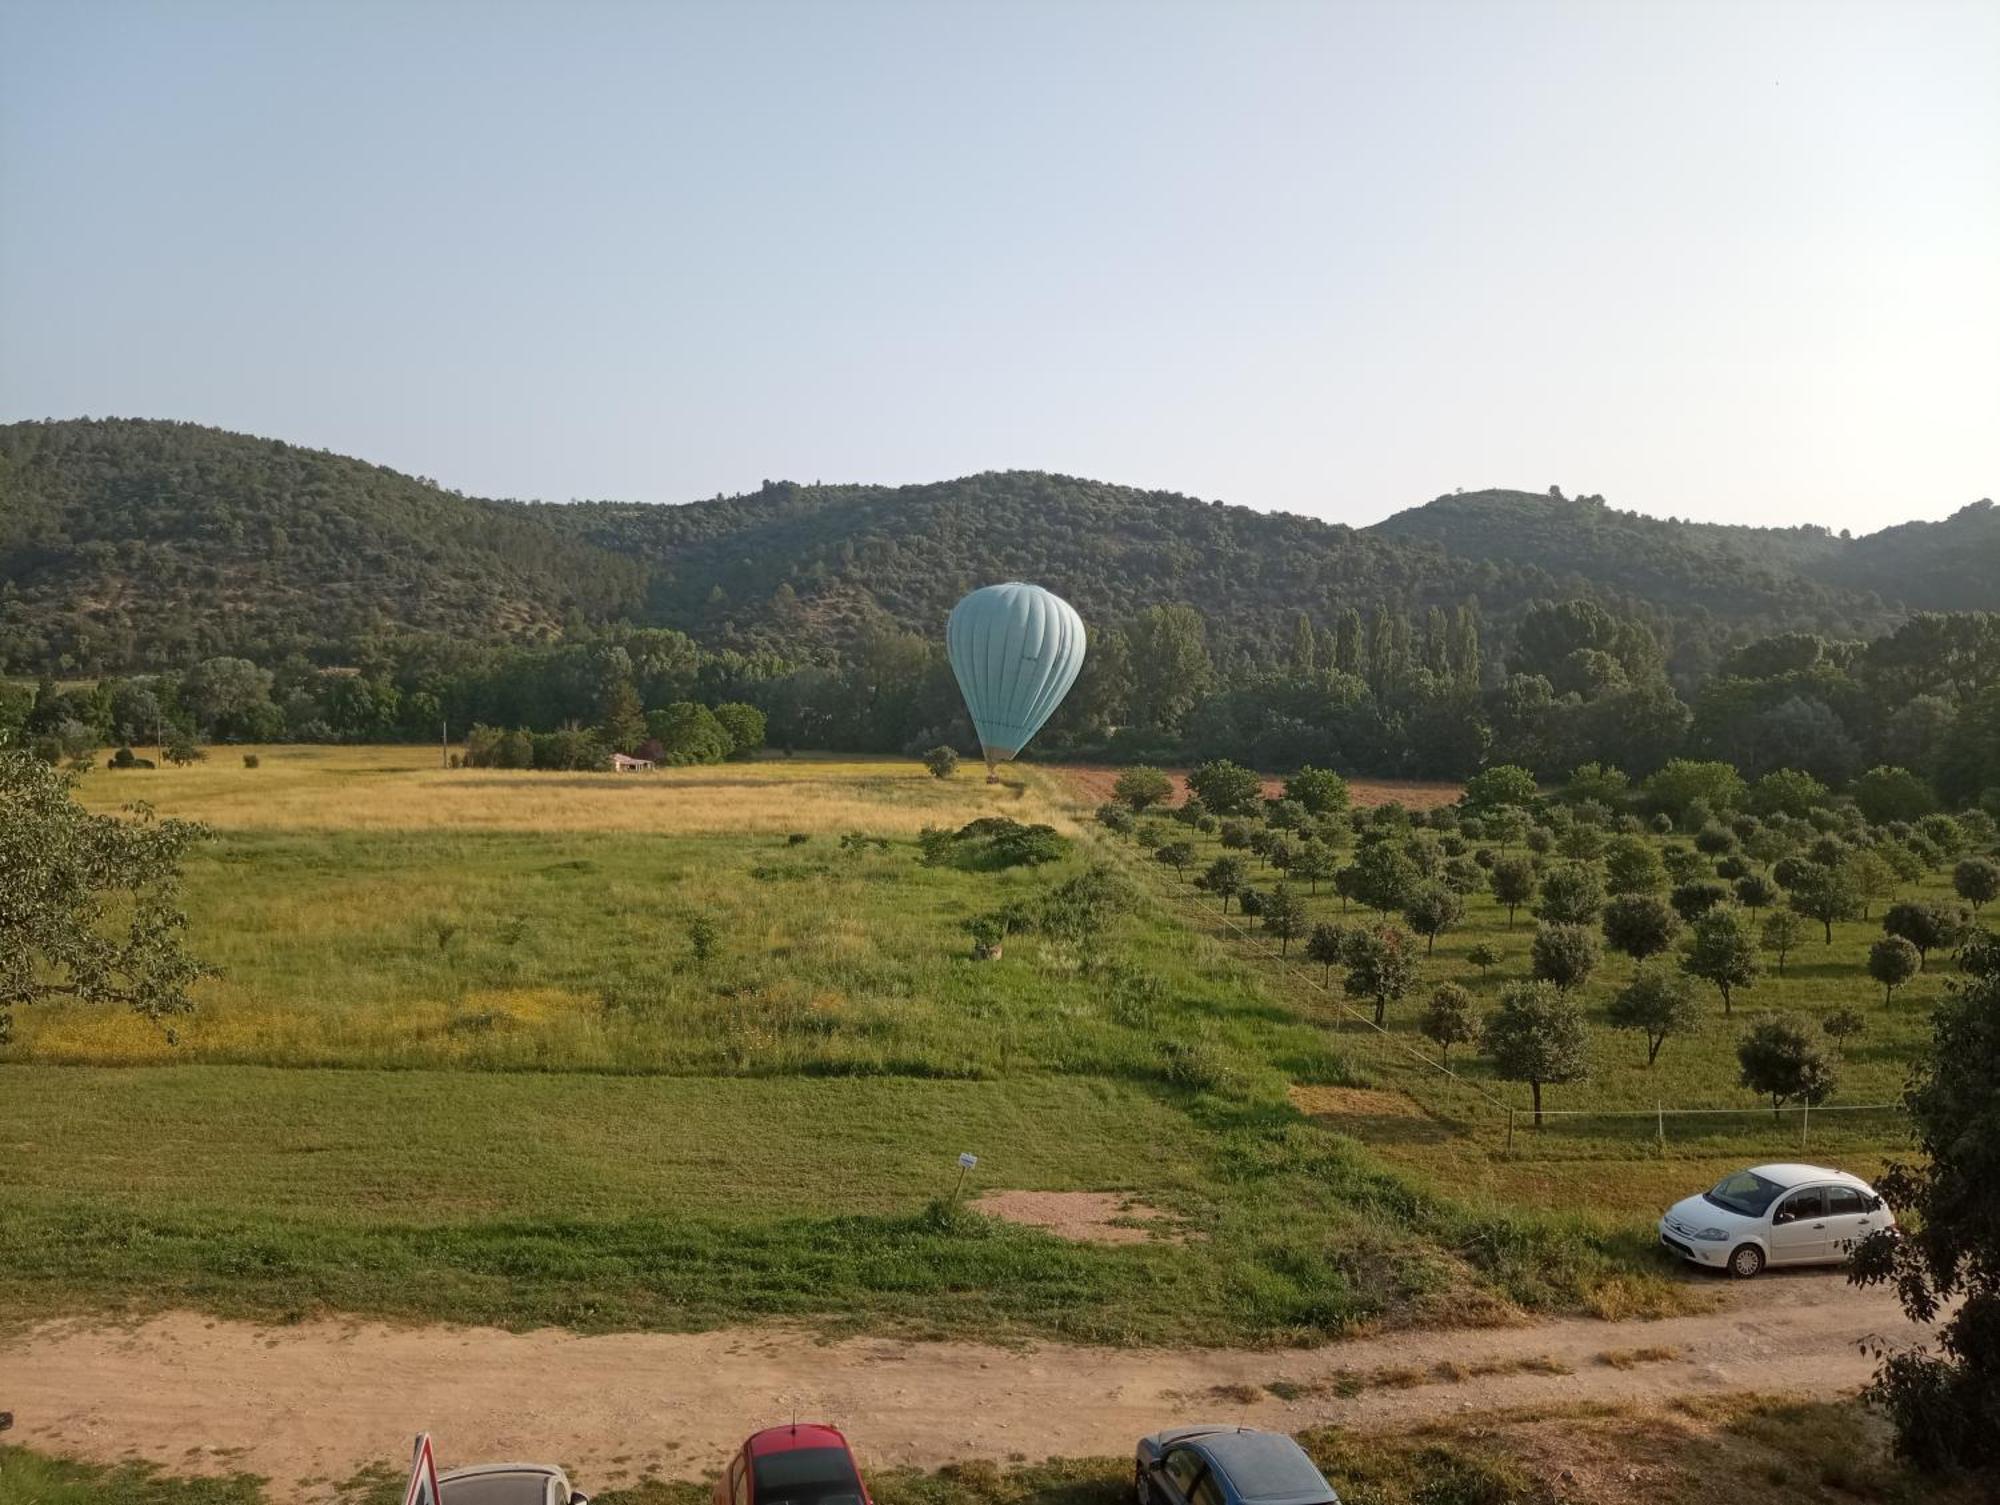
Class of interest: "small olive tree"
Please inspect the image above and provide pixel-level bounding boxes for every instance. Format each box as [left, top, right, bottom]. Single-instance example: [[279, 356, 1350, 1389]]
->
[[1483, 981, 1590, 1125], [1419, 982, 1479, 1067], [1868, 935, 1921, 1006], [1607, 965, 1701, 1066]]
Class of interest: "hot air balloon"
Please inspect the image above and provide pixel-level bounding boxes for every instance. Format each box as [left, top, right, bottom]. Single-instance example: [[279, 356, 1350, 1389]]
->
[[946, 582, 1087, 781]]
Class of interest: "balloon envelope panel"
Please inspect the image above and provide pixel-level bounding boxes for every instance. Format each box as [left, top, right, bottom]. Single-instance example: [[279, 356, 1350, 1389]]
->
[[946, 583, 1087, 762]]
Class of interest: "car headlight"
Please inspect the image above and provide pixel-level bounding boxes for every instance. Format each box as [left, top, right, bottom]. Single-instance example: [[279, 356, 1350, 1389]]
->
[[1694, 1228, 1730, 1241]]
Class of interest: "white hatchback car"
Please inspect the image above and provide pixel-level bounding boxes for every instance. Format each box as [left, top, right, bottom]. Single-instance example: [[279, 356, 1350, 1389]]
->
[[1658, 1162, 1894, 1279], [439, 1463, 589, 1505]]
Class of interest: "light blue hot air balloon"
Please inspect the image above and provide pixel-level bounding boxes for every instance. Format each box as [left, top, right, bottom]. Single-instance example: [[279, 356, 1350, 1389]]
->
[[946, 582, 1087, 779]]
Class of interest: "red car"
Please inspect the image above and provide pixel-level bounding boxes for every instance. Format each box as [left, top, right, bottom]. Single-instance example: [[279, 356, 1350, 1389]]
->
[[715, 1426, 872, 1505]]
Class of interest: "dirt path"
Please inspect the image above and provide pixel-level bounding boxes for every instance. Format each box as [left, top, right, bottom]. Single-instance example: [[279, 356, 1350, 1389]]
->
[[0, 1274, 1928, 1499]]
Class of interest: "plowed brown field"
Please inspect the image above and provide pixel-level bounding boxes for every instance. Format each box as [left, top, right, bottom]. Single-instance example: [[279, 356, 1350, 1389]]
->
[[1056, 765, 1461, 810]]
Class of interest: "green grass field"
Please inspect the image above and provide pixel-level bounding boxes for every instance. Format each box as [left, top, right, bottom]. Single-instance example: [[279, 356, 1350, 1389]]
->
[[4, 747, 1672, 1342]]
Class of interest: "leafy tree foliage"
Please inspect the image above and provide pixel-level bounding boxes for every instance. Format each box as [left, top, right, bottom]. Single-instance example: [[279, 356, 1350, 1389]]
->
[[1530, 923, 1600, 991], [1736, 1015, 1837, 1114], [1112, 765, 1174, 811], [1883, 900, 1973, 970], [1848, 940, 2000, 1474], [1682, 906, 1760, 1014], [1607, 965, 1701, 1065], [1419, 982, 1479, 1066], [1483, 981, 1590, 1124], [1402, 881, 1465, 954], [1186, 759, 1263, 816], [922, 745, 960, 779], [1601, 893, 1682, 964], [1533, 863, 1604, 927], [0, 753, 213, 1043], [1341, 925, 1421, 1026], [1869, 936, 1921, 1005]]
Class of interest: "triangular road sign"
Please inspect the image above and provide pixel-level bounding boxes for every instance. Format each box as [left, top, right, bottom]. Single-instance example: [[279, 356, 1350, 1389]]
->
[[404, 1432, 443, 1505]]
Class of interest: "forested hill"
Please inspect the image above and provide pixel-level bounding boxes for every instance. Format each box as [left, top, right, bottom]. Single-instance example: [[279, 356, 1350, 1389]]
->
[[1373, 488, 2000, 623], [0, 419, 646, 671], [2, 417, 1993, 675]]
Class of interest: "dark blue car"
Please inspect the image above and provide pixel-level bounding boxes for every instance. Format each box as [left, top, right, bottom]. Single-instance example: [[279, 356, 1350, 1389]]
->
[[1135, 1427, 1341, 1505]]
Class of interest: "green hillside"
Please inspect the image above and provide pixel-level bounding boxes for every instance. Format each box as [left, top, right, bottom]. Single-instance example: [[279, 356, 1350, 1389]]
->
[[1, 418, 1991, 675]]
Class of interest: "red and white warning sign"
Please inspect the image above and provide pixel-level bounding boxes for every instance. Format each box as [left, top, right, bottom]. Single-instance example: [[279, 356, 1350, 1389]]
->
[[403, 1432, 443, 1505]]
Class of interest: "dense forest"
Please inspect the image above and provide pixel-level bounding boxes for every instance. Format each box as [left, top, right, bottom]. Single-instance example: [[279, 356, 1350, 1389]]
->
[[5, 419, 1995, 681], [3, 418, 1997, 812]]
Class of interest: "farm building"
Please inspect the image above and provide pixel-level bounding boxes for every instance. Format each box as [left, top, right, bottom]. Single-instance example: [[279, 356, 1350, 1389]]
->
[[610, 753, 655, 772]]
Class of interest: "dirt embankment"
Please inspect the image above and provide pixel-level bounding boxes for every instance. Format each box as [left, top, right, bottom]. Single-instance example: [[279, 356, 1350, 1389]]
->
[[0, 1274, 1926, 1500]]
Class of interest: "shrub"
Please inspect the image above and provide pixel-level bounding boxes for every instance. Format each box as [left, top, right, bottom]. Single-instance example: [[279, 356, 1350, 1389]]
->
[[1531, 923, 1599, 991], [1882, 900, 1972, 970], [1868, 936, 1921, 1005], [1186, 759, 1263, 815], [1602, 893, 1681, 964], [1534, 863, 1604, 926], [1683, 906, 1760, 1015], [1483, 981, 1590, 1124], [1608, 966, 1701, 1066], [241, 753, 260, 769], [922, 745, 960, 779], [1737, 1016, 1836, 1115], [1402, 882, 1465, 955], [1113, 765, 1174, 811], [1419, 983, 1479, 1066]]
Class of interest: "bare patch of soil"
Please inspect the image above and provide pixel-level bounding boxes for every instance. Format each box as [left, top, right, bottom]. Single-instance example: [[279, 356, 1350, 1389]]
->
[[969, 1189, 1183, 1244], [1288, 1084, 1427, 1118]]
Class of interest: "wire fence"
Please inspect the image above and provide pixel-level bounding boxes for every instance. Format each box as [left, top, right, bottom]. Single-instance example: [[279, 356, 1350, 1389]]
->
[[1122, 846, 1912, 1160]]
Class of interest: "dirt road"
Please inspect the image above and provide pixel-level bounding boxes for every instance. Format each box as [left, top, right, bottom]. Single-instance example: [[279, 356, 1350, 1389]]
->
[[0, 1273, 1927, 1499]]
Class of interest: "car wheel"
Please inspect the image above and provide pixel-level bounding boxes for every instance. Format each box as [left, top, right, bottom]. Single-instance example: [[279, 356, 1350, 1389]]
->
[[1135, 1465, 1150, 1505], [1728, 1243, 1765, 1279]]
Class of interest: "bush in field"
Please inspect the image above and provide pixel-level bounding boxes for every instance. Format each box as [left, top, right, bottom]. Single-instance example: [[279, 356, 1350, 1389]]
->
[[1289, 843, 1337, 894], [1869, 936, 1922, 1005], [1955, 858, 2000, 912], [1601, 893, 1681, 964], [1264, 798, 1309, 833], [1488, 855, 1536, 926], [1750, 768, 1829, 820], [1462, 764, 1539, 811], [1154, 841, 1195, 877], [1789, 863, 1861, 942], [1159, 1033, 1234, 1093], [1197, 856, 1248, 912], [1187, 759, 1263, 815], [241, 753, 260, 769], [1467, 941, 1500, 972], [1303, 921, 1348, 983], [1820, 1007, 1867, 1057], [1260, 883, 1308, 955], [1402, 882, 1465, 955], [1113, 765, 1174, 811], [1682, 906, 1760, 1015], [1534, 863, 1604, 927], [1345, 842, 1420, 915], [1095, 802, 1135, 835], [686, 915, 719, 965], [163, 731, 204, 766], [1530, 923, 1599, 991], [1038, 865, 1136, 946], [1483, 981, 1590, 1125], [1341, 926, 1420, 1026], [647, 702, 732, 764], [1283, 765, 1349, 815], [1760, 910, 1806, 976], [922, 745, 960, 780], [1603, 836, 1666, 895], [1419, 983, 1479, 1066], [1608, 966, 1701, 1066], [1883, 900, 1973, 970], [1737, 1016, 1836, 1115], [1670, 880, 1729, 924], [1733, 873, 1779, 910]]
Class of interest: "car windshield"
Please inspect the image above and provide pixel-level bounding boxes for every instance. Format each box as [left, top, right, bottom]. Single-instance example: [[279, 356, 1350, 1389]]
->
[[1703, 1170, 1786, 1218], [754, 1448, 862, 1505]]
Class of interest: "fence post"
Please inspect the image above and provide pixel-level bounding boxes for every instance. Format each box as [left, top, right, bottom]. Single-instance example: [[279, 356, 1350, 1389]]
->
[[1801, 1097, 1809, 1152], [1506, 1108, 1515, 1154], [1657, 1101, 1665, 1158]]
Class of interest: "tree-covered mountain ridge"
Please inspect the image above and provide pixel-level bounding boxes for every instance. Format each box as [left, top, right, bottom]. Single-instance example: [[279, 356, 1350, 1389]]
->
[[2, 416, 1993, 674]]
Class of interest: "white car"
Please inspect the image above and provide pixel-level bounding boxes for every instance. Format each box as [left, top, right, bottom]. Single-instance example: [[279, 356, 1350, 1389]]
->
[[439, 1463, 589, 1505], [1658, 1162, 1894, 1279]]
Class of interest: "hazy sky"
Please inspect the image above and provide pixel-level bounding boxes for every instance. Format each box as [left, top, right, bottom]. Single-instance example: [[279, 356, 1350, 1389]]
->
[[3, 0, 1994, 530]]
